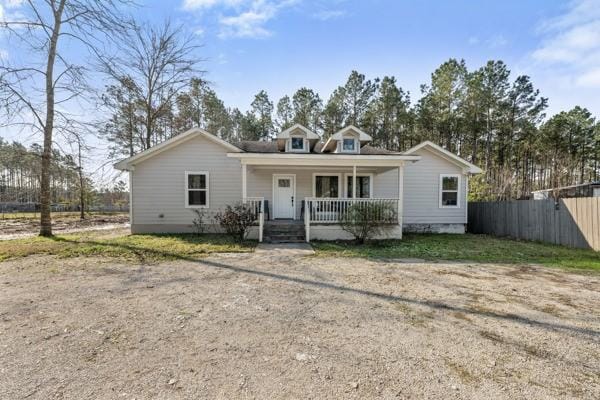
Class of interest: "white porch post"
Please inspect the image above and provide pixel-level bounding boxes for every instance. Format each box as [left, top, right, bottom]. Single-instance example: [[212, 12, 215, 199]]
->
[[352, 165, 357, 199], [242, 163, 247, 200], [398, 163, 404, 229]]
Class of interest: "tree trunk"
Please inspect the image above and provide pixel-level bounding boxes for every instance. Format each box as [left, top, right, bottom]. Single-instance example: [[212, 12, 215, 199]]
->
[[79, 170, 85, 220], [39, 0, 66, 237], [78, 141, 85, 220]]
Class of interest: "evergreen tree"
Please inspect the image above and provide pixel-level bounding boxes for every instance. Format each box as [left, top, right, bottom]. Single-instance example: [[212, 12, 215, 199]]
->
[[275, 96, 294, 131], [250, 90, 274, 140], [322, 87, 347, 138], [292, 88, 323, 133]]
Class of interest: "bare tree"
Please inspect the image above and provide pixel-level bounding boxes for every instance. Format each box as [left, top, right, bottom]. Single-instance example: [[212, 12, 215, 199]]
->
[[0, 0, 133, 236], [101, 20, 203, 151]]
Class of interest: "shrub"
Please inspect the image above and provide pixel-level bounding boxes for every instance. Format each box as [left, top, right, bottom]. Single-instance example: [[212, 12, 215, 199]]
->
[[191, 209, 209, 235], [339, 202, 396, 244], [214, 203, 257, 242]]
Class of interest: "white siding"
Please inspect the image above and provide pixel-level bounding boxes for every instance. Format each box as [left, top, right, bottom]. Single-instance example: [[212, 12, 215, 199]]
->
[[403, 148, 467, 224], [131, 135, 242, 228], [129, 137, 470, 232]]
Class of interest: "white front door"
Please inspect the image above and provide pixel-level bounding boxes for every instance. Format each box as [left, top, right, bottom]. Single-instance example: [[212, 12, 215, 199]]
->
[[273, 174, 295, 219]]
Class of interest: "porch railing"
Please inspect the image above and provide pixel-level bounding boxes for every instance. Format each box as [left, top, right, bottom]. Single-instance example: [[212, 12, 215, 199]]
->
[[243, 197, 264, 242], [305, 198, 399, 223], [304, 197, 400, 242]]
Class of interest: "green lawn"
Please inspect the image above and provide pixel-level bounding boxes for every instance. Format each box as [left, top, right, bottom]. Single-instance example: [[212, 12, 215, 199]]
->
[[0, 231, 255, 263], [313, 234, 600, 271], [2, 231, 599, 271]]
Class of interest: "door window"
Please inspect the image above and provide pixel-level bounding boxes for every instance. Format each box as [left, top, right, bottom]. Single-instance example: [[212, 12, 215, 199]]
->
[[278, 179, 291, 188]]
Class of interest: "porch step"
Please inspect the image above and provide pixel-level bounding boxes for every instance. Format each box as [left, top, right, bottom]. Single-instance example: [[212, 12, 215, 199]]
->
[[264, 233, 306, 243], [265, 227, 305, 235], [263, 221, 306, 243]]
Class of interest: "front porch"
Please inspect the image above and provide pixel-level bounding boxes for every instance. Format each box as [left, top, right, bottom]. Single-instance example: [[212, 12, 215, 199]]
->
[[237, 160, 409, 243]]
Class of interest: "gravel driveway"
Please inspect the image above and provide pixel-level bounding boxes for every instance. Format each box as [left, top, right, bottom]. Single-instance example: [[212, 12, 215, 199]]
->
[[0, 252, 598, 399]]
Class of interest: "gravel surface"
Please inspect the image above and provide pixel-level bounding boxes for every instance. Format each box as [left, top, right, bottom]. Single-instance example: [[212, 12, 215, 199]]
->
[[0, 252, 598, 399]]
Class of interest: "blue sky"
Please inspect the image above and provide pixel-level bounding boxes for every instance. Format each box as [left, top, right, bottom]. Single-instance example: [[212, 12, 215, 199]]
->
[[136, 0, 600, 116]]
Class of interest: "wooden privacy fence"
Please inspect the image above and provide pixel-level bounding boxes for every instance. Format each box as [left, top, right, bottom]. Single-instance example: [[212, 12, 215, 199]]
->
[[468, 198, 600, 251]]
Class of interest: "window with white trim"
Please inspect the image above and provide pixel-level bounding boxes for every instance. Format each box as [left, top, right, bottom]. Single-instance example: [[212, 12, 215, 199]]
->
[[186, 171, 209, 208], [342, 138, 356, 152], [290, 137, 305, 151], [439, 174, 460, 208], [346, 175, 371, 198], [314, 175, 340, 198]]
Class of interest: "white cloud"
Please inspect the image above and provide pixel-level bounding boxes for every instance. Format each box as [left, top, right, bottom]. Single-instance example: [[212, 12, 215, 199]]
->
[[182, 0, 297, 39], [532, 0, 600, 88], [312, 9, 346, 21], [183, 0, 246, 10], [219, 2, 277, 38]]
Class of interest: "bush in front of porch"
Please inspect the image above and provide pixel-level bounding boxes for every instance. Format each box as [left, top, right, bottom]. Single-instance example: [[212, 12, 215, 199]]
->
[[214, 202, 258, 242], [339, 201, 397, 244]]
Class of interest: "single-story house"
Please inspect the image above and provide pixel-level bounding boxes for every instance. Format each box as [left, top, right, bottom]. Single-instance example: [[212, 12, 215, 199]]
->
[[115, 124, 482, 242]]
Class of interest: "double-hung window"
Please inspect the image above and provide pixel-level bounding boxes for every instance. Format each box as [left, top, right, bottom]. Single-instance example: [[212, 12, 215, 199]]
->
[[439, 174, 460, 208], [185, 171, 209, 208]]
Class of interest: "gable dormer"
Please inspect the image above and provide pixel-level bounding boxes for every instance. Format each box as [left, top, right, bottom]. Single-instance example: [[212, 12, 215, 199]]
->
[[321, 125, 372, 154], [276, 124, 320, 153]]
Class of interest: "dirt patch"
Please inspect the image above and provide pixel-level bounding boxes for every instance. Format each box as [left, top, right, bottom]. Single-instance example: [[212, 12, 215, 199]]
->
[[0, 213, 129, 240], [0, 254, 599, 399]]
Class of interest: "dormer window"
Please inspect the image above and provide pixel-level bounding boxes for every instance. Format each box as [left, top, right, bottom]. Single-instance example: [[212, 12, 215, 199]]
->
[[291, 137, 304, 151], [342, 138, 356, 152], [276, 124, 320, 152], [321, 126, 372, 153]]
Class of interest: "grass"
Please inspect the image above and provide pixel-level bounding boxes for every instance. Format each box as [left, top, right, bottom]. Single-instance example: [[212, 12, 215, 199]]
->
[[312, 233, 600, 271], [0, 230, 255, 263], [2, 230, 598, 271]]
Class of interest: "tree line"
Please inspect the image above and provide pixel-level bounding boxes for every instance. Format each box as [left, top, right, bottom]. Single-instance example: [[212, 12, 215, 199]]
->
[[0, 138, 81, 207], [103, 59, 599, 201], [0, 137, 128, 212]]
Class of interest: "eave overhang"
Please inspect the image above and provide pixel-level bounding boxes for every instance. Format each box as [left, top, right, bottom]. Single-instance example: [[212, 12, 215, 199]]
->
[[227, 152, 420, 167]]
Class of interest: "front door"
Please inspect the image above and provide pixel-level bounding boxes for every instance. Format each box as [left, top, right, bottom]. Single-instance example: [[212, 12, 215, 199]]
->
[[273, 174, 295, 219]]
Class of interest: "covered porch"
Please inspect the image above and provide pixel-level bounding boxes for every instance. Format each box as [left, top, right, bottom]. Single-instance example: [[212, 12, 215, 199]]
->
[[229, 152, 420, 242]]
